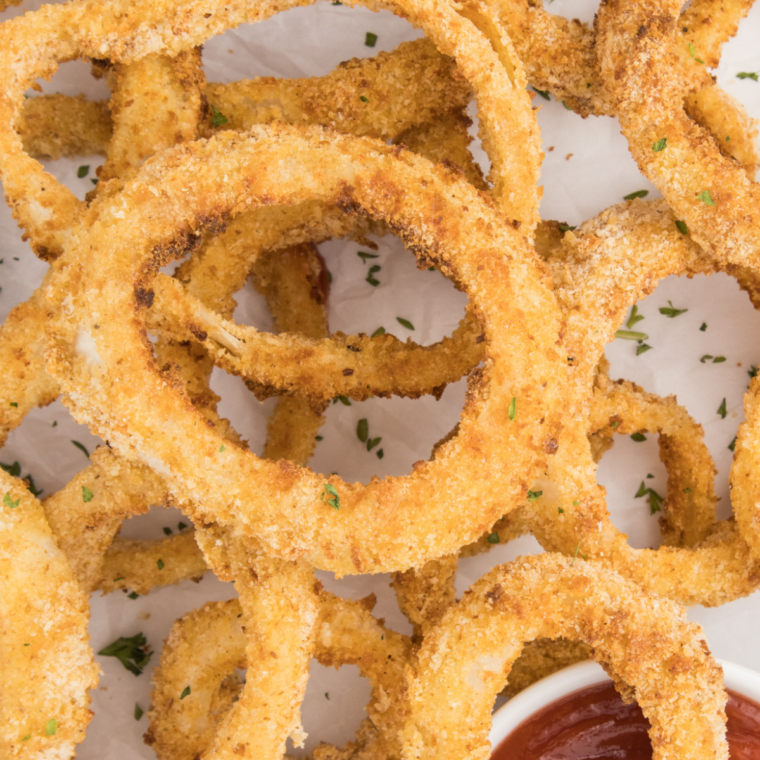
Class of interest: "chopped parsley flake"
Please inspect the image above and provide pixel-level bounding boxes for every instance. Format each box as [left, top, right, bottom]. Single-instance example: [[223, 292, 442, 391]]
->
[[636, 343, 653, 355], [376, 449, 384, 459], [9, 401, 17, 408], [82, 486, 94, 503], [366, 264, 381, 286], [180, 686, 191, 700], [333, 395, 351, 406], [98, 633, 152, 675], [652, 137, 667, 152], [3, 492, 20, 508], [134, 704, 144, 720], [675, 220, 689, 235], [729, 436, 737, 452], [219, 445, 226, 453], [357, 251, 379, 263], [749, 365, 759, 380], [558, 223, 576, 232], [128, 592, 139, 600], [178, 522, 188, 531], [626, 305, 644, 329], [71, 440, 89, 458], [659, 300, 687, 318], [737, 71, 759, 81], [615, 329, 648, 341], [321, 483, 340, 510], [157, 559, 164, 570], [698, 189, 715, 206], [77, 165, 89, 178], [365, 32, 378, 47], [700, 322, 707, 331], [359, 95, 369, 103], [508, 396, 517, 421], [487, 531, 500, 544], [45, 719, 57, 736], [688, 42, 705, 63], [558, 507, 565, 514], [90, 178, 98, 186], [532, 87, 550, 100], [367, 436, 382, 451], [357, 418, 369, 443], [315, 435, 323, 442], [572, 500, 580, 506], [371, 327, 385, 337], [396, 317, 414, 330], [210, 104, 228, 127], [527, 490, 543, 501], [635, 481, 663, 514], [717, 398, 728, 419], [631, 432, 647, 442], [624, 190, 649, 200], [163, 527, 172, 536]]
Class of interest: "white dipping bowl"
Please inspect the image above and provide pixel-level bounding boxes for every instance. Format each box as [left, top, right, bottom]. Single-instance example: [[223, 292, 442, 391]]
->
[[489, 658, 760, 751]]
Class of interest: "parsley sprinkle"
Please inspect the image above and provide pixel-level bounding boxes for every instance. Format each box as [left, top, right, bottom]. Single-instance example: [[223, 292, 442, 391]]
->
[[357, 419, 369, 443], [636, 343, 653, 355], [527, 490, 543, 501], [571, 541, 582, 565], [701, 355, 713, 363], [371, 327, 386, 337], [98, 633, 152, 675], [376, 449, 384, 459], [487, 532, 500, 544], [572, 500, 580, 506], [750, 366, 759, 380], [717, 398, 728, 419], [508, 396, 517, 421], [219, 445, 226, 453], [737, 72, 758, 81], [683, 488, 692, 494], [700, 323, 708, 331], [9, 401, 17, 408], [45, 719, 57, 736], [396, 317, 414, 330], [366, 264, 381, 286], [210, 104, 228, 127], [180, 686, 191, 700], [82, 486, 94, 503], [558, 507, 565, 514], [134, 704, 143, 721], [627, 305, 644, 329], [615, 329, 648, 341], [77, 165, 89, 178], [321, 483, 340, 510], [325, 692, 330, 699], [675, 220, 689, 235], [635, 481, 663, 514], [698, 190, 715, 205], [729, 436, 737, 452], [532, 87, 550, 100], [3, 492, 20, 508], [713, 356, 726, 363], [365, 32, 378, 47], [367, 437, 382, 451], [611, 420, 619, 428], [333, 395, 351, 406], [359, 95, 369, 103], [71, 440, 89, 457], [157, 559, 164, 570], [128, 592, 139, 600], [178, 522, 188, 531], [357, 251, 379, 263], [21, 735, 30, 742], [631, 432, 647, 442], [315, 435, 323, 442], [688, 42, 705, 63], [561, 100, 571, 110], [659, 300, 687, 318], [652, 137, 667, 152], [163, 527, 172, 536], [624, 190, 649, 200], [90, 178, 98, 186], [558, 223, 576, 232]]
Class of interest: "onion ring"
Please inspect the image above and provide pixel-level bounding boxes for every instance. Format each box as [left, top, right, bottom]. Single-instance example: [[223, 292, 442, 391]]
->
[[0, 468, 98, 758], [596, 0, 760, 265], [45, 124, 564, 575], [403, 554, 728, 760]]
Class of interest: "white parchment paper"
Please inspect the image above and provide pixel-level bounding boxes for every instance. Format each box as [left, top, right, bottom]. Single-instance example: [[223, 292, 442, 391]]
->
[[0, 0, 759, 755]]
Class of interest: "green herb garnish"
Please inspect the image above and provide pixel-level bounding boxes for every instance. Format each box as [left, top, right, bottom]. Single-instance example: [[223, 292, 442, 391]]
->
[[77, 165, 89, 178], [321, 483, 340, 510], [698, 189, 715, 206], [45, 719, 57, 736], [71, 440, 89, 458], [357, 251, 379, 263], [652, 137, 667, 152], [180, 686, 191, 700], [717, 398, 727, 419], [82, 486, 94, 503], [365, 32, 378, 47], [631, 432, 647, 442], [508, 396, 517, 421], [737, 71, 759, 81], [3, 492, 20, 508], [487, 532, 500, 544], [98, 633, 152, 675], [396, 317, 414, 330], [624, 190, 649, 200], [615, 329, 648, 341], [210, 104, 228, 127], [675, 220, 689, 235], [659, 300, 687, 318], [627, 305, 644, 329]]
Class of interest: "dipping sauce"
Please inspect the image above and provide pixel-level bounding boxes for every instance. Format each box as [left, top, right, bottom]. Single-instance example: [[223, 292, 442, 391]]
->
[[492, 681, 760, 759]]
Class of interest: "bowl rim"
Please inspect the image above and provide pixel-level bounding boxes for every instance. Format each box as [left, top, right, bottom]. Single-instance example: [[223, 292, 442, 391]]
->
[[489, 658, 760, 750]]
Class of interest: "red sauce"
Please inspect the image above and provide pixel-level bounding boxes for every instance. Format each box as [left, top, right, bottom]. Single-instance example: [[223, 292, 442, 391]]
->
[[492, 681, 760, 759]]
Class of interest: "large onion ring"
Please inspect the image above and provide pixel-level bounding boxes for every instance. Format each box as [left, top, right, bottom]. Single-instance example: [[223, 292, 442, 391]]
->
[[45, 124, 564, 575]]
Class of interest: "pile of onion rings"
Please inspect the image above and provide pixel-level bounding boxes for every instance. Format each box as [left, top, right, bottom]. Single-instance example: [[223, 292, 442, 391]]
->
[[0, 0, 757, 756]]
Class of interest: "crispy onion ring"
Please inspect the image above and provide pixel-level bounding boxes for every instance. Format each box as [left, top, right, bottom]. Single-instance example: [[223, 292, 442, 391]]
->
[[0, 0, 539, 260], [145, 588, 411, 760], [0, 468, 98, 758], [596, 0, 760, 266], [45, 125, 565, 575], [403, 554, 728, 760]]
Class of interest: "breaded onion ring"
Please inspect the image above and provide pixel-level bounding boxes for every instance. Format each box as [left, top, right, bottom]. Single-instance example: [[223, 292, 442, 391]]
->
[[45, 125, 565, 576], [0, 468, 98, 758], [402, 554, 728, 760], [596, 0, 760, 266]]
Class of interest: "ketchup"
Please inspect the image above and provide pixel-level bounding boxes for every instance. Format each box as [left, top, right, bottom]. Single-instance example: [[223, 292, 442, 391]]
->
[[492, 681, 760, 759]]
